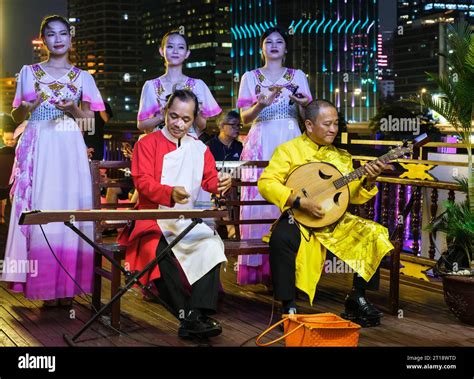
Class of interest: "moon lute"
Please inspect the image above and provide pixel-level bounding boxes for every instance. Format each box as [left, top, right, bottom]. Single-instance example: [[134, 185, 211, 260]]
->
[[285, 134, 429, 229]]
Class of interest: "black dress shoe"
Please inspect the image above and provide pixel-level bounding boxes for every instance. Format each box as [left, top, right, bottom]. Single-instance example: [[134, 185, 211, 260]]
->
[[178, 315, 222, 339], [341, 291, 383, 327]]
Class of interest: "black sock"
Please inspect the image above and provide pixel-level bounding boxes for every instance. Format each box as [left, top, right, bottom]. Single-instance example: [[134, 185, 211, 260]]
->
[[186, 309, 202, 320], [282, 299, 296, 310], [352, 288, 365, 297]]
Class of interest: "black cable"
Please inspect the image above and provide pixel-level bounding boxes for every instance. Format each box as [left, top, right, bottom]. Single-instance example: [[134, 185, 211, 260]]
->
[[39, 224, 98, 312], [39, 225, 170, 347], [239, 298, 277, 347]]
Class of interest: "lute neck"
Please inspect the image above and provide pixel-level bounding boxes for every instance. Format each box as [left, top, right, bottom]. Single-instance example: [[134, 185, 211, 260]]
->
[[333, 152, 394, 189]]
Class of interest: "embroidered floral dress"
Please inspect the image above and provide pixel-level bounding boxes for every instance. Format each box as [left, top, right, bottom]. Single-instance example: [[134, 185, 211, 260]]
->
[[237, 68, 312, 239], [137, 76, 221, 137], [1, 63, 105, 300]]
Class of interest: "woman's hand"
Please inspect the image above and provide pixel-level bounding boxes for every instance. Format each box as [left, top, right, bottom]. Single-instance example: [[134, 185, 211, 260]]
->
[[256, 86, 281, 108], [54, 98, 77, 114], [289, 93, 310, 107], [21, 96, 42, 113]]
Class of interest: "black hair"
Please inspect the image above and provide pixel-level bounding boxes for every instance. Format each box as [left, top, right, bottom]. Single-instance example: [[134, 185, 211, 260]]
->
[[165, 90, 199, 119], [260, 26, 288, 64], [260, 26, 288, 48], [304, 100, 337, 122], [217, 110, 240, 127], [39, 15, 71, 38], [161, 29, 189, 51]]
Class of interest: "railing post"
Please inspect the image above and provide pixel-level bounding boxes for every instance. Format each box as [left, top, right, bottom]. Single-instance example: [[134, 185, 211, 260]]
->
[[428, 188, 439, 259], [411, 186, 422, 256]]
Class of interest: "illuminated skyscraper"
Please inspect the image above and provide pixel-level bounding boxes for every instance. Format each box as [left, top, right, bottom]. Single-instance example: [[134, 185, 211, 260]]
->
[[398, 0, 474, 25], [394, 1, 471, 99], [141, 0, 232, 111], [32, 39, 48, 64], [67, 0, 143, 121], [231, 0, 379, 122]]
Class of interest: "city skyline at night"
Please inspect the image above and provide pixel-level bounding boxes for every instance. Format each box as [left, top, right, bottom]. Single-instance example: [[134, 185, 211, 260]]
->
[[2, 0, 397, 122]]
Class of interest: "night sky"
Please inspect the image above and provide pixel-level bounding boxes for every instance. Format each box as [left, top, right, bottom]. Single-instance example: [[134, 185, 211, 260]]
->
[[3, 0, 67, 75], [2, 0, 397, 76]]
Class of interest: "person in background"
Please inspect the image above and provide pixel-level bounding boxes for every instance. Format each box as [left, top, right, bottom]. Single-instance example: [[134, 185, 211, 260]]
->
[[84, 102, 113, 161], [206, 110, 243, 162]]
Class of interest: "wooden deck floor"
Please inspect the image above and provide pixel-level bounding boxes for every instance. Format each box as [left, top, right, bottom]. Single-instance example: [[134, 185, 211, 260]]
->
[[0, 256, 473, 347]]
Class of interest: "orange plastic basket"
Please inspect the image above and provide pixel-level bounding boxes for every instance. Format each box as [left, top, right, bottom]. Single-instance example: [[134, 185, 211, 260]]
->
[[256, 313, 361, 347]]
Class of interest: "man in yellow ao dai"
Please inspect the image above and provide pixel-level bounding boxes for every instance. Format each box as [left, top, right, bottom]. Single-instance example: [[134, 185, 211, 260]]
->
[[258, 100, 394, 326]]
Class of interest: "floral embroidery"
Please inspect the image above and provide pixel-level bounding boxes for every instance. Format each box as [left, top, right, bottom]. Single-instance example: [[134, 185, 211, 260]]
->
[[255, 69, 265, 84], [283, 68, 295, 82], [153, 78, 165, 97], [184, 78, 196, 91], [68, 67, 81, 82], [67, 83, 78, 96], [40, 92, 50, 102], [32, 64, 46, 80], [255, 85, 261, 95], [34, 82, 41, 93]]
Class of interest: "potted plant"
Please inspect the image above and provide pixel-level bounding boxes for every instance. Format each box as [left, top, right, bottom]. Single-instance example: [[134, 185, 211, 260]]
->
[[428, 178, 474, 324], [414, 20, 474, 325]]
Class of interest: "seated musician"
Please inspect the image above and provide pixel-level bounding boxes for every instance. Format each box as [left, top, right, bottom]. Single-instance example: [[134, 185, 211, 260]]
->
[[121, 89, 231, 339], [258, 100, 394, 326]]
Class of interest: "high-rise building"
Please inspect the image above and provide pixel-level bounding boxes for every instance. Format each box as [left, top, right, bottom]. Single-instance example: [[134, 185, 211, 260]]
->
[[231, 0, 379, 122], [67, 0, 143, 121], [0, 77, 16, 115], [393, 8, 467, 99], [398, 0, 474, 25], [32, 39, 48, 64], [141, 0, 232, 112]]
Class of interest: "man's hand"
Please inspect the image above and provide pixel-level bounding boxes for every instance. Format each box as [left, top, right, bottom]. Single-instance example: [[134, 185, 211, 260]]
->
[[121, 142, 133, 159], [87, 147, 94, 159], [172, 186, 190, 204], [300, 197, 325, 218], [217, 172, 232, 195], [364, 160, 387, 183]]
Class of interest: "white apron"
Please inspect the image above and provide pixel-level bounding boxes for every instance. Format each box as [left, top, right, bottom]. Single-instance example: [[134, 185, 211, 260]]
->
[[157, 135, 227, 285]]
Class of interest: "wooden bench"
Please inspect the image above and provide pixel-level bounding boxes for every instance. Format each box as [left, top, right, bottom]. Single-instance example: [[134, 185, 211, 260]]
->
[[215, 161, 273, 257], [90, 160, 134, 328]]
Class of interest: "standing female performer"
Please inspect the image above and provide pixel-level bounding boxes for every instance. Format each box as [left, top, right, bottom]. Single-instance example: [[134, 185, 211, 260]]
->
[[1, 15, 105, 306], [238, 27, 312, 239], [137, 30, 221, 139]]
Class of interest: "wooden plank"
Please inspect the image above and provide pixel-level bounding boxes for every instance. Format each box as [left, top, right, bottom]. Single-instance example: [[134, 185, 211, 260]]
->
[[0, 309, 41, 347], [0, 330, 16, 347]]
